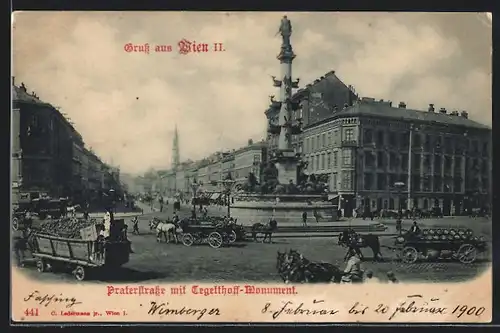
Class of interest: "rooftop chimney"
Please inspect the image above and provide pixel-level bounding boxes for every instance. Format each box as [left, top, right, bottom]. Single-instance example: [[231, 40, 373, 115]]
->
[[248, 139, 253, 145], [439, 107, 447, 114], [428, 104, 435, 112], [450, 110, 459, 116], [398, 101, 406, 108], [461, 110, 469, 119]]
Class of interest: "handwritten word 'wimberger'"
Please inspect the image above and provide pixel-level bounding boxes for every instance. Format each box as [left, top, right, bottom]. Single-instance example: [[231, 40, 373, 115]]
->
[[123, 40, 225, 55]]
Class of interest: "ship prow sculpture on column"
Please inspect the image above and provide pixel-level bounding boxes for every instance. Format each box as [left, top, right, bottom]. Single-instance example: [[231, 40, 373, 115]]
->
[[228, 16, 386, 233]]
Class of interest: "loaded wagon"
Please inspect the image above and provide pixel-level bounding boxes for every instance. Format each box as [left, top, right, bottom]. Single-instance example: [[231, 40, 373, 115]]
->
[[394, 227, 488, 264], [29, 219, 130, 281], [180, 223, 237, 248]]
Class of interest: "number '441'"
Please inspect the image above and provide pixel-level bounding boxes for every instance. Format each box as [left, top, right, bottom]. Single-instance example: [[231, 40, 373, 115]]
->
[[24, 308, 39, 316]]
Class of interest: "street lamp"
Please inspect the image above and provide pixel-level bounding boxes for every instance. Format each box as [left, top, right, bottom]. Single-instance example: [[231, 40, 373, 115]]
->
[[222, 179, 236, 217], [394, 181, 405, 213], [191, 181, 201, 213]]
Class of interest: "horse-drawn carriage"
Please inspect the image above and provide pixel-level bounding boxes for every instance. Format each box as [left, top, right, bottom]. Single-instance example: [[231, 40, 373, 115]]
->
[[181, 221, 237, 248], [394, 227, 487, 264]]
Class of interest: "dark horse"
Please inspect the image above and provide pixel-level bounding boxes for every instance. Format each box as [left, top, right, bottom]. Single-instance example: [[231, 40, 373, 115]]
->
[[338, 229, 383, 261], [251, 219, 278, 243], [276, 249, 343, 283]]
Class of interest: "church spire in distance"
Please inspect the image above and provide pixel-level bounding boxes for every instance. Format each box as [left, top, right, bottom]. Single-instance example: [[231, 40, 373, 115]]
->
[[172, 124, 180, 171]]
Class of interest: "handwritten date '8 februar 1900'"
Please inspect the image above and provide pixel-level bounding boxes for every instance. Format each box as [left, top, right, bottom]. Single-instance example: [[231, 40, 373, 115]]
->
[[124, 39, 225, 55]]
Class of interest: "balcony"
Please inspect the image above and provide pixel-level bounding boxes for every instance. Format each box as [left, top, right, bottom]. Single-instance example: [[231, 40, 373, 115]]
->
[[341, 140, 358, 147]]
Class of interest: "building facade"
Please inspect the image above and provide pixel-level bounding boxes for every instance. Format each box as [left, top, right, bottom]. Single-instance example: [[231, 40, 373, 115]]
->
[[232, 141, 267, 184], [11, 79, 122, 205], [303, 97, 491, 216]]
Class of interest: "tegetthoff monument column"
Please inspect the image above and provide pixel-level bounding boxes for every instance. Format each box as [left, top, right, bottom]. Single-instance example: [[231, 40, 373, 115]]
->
[[273, 15, 300, 184]]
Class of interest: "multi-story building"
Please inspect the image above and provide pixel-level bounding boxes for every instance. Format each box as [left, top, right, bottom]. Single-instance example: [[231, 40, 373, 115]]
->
[[232, 140, 267, 184], [12, 80, 77, 202], [11, 79, 120, 205], [303, 97, 491, 216]]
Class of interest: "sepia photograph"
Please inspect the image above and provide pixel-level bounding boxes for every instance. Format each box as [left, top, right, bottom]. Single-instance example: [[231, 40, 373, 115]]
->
[[11, 11, 492, 323]]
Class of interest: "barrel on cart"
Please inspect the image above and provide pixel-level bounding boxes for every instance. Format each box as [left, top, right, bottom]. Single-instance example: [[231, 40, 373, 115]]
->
[[29, 220, 130, 281]]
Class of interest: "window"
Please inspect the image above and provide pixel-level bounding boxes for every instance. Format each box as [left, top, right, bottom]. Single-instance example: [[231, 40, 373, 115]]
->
[[343, 150, 352, 166], [327, 131, 332, 145], [327, 152, 331, 169], [332, 173, 337, 190], [316, 155, 320, 171], [364, 152, 375, 168], [377, 173, 386, 190], [363, 129, 373, 144], [412, 133, 421, 147], [424, 134, 431, 152], [333, 151, 338, 167], [482, 141, 489, 156], [389, 153, 397, 170], [377, 130, 385, 146], [423, 176, 431, 192], [444, 137, 453, 154], [342, 172, 352, 190], [388, 132, 396, 147], [322, 133, 326, 147], [389, 198, 395, 210], [424, 155, 431, 173], [333, 130, 339, 145], [453, 177, 462, 192], [412, 175, 421, 191], [444, 156, 452, 173], [321, 154, 325, 170], [388, 174, 396, 188], [434, 155, 442, 173], [364, 173, 373, 190], [316, 135, 320, 149], [344, 128, 354, 141], [377, 152, 385, 168], [433, 176, 442, 192], [401, 153, 408, 170], [401, 132, 409, 147], [413, 153, 421, 170], [311, 137, 315, 152]]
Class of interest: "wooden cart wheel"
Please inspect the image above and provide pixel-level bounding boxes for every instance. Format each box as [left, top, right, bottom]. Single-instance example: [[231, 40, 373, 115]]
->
[[73, 265, 86, 281], [36, 259, 46, 273], [208, 232, 223, 248], [12, 218, 19, 231], [182, 233, 194, 247], [401, 246, 419, 264], [457, 244, 477, 264], [227, 230, 237, 244]]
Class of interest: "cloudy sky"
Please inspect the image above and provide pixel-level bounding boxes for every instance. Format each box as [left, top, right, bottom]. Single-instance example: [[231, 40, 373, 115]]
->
[[12, 12, 492, 175]]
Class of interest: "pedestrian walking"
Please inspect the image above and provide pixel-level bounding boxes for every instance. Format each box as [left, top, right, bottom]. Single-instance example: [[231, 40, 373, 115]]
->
[[302, 211, 308, 227], [132, 216, 140, 235], [313, 209, 320, 223]]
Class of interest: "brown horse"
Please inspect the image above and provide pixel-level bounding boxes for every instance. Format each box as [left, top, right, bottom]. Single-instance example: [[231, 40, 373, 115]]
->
[[251, 219, 278, 243], [338, 229, 383, 261], [276, 249, 343, 283]]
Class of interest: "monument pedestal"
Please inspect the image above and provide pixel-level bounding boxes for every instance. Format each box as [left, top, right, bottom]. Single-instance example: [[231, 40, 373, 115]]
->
[[275, 161, 297, 184], [273, 150, 298, 184]]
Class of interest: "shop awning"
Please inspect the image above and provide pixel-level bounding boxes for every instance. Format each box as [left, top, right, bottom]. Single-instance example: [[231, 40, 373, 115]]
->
[[328, 194, 339, 200]]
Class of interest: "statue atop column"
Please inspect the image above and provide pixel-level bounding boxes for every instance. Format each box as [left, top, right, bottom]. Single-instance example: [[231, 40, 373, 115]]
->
[[277, 15, 292, 49]]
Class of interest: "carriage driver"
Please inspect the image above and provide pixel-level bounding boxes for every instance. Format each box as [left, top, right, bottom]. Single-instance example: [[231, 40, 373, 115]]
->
[[341, 248, 362, 283], [409, 220, 421, 235]]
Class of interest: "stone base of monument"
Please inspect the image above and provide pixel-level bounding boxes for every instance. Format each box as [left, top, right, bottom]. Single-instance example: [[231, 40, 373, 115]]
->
[[230, 194, 382, 232]]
